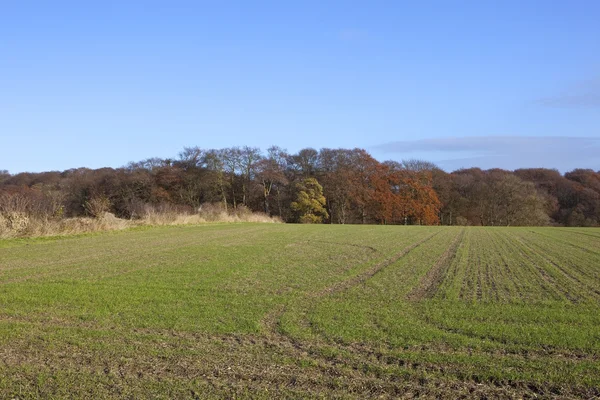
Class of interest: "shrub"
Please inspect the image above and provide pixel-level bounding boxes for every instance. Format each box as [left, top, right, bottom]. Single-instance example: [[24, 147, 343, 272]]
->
[[84, 196, 111, 218]]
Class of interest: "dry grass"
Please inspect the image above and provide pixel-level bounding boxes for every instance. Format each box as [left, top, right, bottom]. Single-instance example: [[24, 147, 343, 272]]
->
[[0, 213, 131, 239], [0, 204, 281, 239], [141, 203, 281, 226]]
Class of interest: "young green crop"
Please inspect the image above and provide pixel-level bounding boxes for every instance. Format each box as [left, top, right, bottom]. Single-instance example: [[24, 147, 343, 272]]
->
[[0, 224, 599, 398]]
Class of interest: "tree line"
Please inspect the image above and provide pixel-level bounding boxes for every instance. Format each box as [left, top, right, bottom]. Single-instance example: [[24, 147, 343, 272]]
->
[[1, 146, 599, 226]]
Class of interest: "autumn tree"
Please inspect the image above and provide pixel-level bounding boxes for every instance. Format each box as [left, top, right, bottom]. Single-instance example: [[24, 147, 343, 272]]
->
[[430, 168, 459, 225], [288, 148, 319, 178], [395, 170, 440, 225], [177, 146, 204, 171], [202, 149, 230, 210], [447, 169, 549, 226], [401, 159, 439, 172], [378, 161, 440, 225], [239, 146, 262, 206], [222, 147, 242, 208], [291, 178, 328, 223], [369, 163, 396, 224], [347, 150, 380, 223], [0, 171, 11, 187], [254, 146, 289, 215], [3, 145, 598, 227], [318, 148, 376, 224]]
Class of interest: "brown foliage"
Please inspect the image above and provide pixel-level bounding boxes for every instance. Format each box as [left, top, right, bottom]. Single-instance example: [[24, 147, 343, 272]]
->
[[2, 146, 598, 228]]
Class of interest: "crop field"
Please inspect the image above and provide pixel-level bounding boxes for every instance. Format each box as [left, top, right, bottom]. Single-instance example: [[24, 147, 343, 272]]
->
[[1, 224, 599, 399]]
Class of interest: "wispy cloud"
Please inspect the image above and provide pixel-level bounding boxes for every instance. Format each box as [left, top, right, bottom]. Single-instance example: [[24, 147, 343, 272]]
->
[[537, 77, 600, 108], [371, 136, 600, 172]]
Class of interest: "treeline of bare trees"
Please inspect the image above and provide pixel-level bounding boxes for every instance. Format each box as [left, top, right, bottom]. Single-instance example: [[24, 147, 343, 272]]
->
[[1, 146, 599, 227]]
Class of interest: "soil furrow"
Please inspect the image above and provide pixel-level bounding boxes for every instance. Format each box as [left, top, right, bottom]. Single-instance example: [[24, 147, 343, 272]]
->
[[313, 231, 441, 298], [407, 229, 465, 301]]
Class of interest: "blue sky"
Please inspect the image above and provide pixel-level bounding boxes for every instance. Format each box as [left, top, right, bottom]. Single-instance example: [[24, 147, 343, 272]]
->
[[1, 1, 599, 173]]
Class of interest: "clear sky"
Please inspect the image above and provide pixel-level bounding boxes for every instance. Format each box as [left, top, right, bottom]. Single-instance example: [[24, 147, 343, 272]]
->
[[1, 1, 599, 173]]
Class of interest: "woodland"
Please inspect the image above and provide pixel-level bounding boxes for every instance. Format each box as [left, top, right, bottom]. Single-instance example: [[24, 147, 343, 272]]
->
[[1, 146, 599, 227]]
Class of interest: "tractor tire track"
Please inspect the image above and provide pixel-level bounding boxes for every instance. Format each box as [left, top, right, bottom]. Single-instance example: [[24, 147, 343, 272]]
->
[[529, 230, 600, 256], [518, 234, 600, 300], [312, 231, 441, 298], [258, 231, 443, 377], [510, 235, 580, 302], [407, 229, 465, 301]]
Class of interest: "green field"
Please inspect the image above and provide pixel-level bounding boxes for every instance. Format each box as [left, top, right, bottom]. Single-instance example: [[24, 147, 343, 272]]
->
[[1, 224, 599, 399]]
